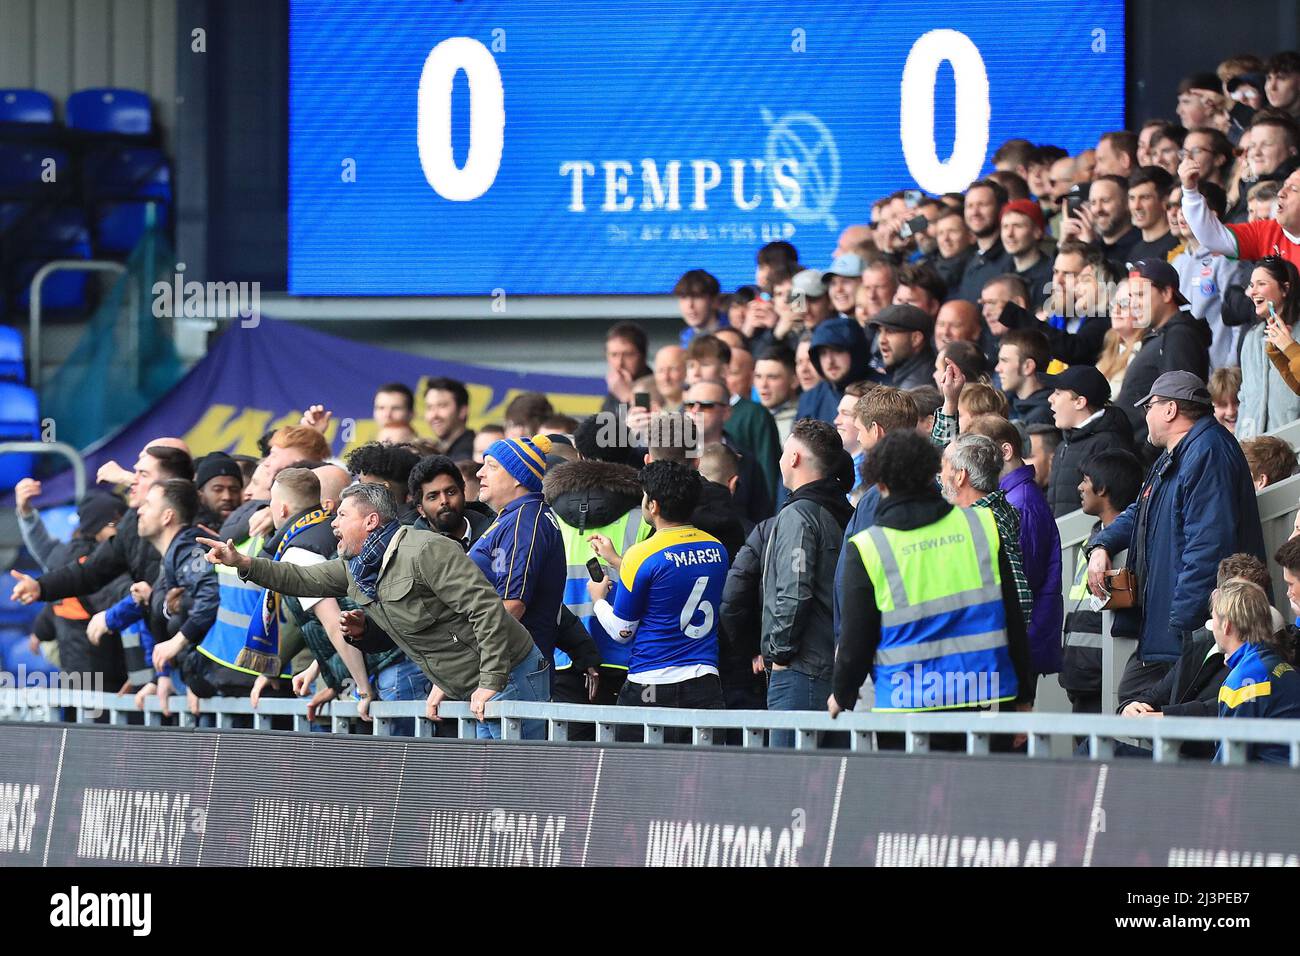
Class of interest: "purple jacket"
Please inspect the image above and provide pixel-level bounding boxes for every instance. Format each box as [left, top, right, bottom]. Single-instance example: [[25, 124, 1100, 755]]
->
[[1001, 464, 1063, 675]]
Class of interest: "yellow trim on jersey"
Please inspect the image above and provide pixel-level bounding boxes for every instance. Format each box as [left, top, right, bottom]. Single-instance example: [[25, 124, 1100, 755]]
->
[[1219, 681, 1272, 710], [619, 526, 723, 590]]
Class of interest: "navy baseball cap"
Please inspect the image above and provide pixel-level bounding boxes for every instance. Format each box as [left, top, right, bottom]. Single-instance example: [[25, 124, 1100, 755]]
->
[[1044, 365, 1111, 410], [1128, 258, 1189, 307]]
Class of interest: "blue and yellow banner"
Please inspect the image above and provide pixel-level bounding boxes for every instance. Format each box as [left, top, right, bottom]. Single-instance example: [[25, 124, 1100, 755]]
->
[[40, 317, 603, 502]]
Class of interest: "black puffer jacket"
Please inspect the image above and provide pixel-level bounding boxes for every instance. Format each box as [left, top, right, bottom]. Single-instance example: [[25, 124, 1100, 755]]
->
[[544, 459, 643, 533], [1047, 405, 1135, 516]]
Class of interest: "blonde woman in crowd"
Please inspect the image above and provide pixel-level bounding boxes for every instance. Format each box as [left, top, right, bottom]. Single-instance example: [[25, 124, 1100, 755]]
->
[[1095, 278, 1143, 398]]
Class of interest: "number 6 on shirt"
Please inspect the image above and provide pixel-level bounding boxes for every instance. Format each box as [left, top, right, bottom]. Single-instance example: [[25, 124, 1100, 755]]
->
[[680, 576, 714, 639]]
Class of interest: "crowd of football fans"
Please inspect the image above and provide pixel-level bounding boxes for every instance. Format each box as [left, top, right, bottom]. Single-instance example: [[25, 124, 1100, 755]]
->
[[11, 50, 1300, 762]]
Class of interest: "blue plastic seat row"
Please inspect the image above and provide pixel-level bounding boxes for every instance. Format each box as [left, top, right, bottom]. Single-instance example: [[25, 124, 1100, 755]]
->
[[1, 87, 152, 135], [0, 143, 171, 258]]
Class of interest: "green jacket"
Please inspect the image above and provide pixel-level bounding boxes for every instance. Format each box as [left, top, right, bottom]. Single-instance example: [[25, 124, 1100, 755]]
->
[[240, 526, 535, 698], [724, 397, 781, 499], [285, 594, 404, 693]]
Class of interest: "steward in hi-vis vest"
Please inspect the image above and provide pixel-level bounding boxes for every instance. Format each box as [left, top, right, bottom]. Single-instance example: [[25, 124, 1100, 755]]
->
[[851, 505, 1018, 711], [830, 430, 1034, 717], [544, 458, 651, 705]]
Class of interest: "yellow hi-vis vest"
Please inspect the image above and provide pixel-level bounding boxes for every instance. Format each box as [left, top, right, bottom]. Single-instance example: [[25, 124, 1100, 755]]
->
[[554, 507, 648, 669], [851, 505, 1018, 712]]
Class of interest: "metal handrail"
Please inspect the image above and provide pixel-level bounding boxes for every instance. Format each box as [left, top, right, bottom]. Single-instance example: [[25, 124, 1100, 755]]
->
[[27, 259, 133, 391], [0, 440, 86, 501], [4, 687, 1298, 768]]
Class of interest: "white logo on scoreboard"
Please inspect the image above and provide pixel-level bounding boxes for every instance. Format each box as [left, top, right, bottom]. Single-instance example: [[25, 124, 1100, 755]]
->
[[762, 108, 839, 230]]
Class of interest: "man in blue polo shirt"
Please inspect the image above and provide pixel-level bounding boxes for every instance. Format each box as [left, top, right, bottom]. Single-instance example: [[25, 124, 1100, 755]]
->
[[469, 434, 567, 692], [588, 460, 728, 725]]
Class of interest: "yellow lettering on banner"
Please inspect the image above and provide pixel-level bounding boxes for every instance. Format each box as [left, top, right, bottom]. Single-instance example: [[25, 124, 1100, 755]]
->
[[460, 384, 602, 431], [267, 410, 305, 433], [181, 388, 603, 459], [183, 405, 274, 455]]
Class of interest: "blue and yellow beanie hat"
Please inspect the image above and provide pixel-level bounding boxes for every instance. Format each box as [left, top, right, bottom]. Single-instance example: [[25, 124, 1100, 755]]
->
[[484, 433, 553, 493]]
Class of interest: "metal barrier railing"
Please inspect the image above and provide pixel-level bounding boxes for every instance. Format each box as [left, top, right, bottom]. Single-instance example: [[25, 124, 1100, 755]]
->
[[3, 687, 1299, 768], [0, 440, 86, 500], [28, 259, 134, 391]]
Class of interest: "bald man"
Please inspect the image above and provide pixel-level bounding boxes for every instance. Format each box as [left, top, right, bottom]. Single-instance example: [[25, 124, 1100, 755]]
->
[[313, 464, 352, 513], [933, 299, 983, 351], [654, 344, 687, 410], [835, 224, 873, 256]]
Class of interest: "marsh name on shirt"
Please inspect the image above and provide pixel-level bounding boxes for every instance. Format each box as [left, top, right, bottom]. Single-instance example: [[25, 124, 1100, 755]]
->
[[664, 547, 724, 568]]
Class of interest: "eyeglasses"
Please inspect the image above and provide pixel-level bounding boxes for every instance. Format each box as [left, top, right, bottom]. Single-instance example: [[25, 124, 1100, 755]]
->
[[1142, 398, 1175, 411], [684, 401, 721, 410]]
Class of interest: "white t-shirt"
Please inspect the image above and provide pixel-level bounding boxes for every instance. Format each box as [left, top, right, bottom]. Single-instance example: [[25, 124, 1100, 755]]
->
[[279, 546, 329, 611]]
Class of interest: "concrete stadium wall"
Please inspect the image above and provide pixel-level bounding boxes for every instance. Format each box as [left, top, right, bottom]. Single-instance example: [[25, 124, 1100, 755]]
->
[[2, 722, 1297, 867]]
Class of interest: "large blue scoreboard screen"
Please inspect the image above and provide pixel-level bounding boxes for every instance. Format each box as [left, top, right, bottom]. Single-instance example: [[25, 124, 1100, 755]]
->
[[289, 0, 1124, 295]]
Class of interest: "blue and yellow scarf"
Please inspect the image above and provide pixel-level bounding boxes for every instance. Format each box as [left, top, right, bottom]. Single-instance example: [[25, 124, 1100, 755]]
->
[[235, 508, 331, 676]]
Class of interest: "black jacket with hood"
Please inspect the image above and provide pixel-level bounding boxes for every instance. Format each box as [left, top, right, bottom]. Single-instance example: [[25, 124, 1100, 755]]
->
[[795, 318, 874, 424], [1047, 404, 1135, 516], [543, 459, 646, 671], [545, 459, 643, 538]]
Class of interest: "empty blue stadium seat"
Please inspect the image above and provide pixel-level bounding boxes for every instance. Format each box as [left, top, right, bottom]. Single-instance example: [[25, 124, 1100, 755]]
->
[[0, 326, 24, 383], [1, 641, 57, 679], [12, 206, 91, 311], [94, 201, 170, 254], [0, 201, 29, 233], [84, 147, 172, 253], [0, 89, 55, 125], [0, 586, 39, 629], [0, 381, 39, 490], [0, 144, 71, 200], [38, 504, 78, 543], [84, 147, 171, 199], [66, 88, 151, 135]]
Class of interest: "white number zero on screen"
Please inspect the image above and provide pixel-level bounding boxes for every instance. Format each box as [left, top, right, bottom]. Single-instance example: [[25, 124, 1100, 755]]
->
[[680, 575, 715, 639], [899, 29, 990, 195], [417, 37, 505, 201]]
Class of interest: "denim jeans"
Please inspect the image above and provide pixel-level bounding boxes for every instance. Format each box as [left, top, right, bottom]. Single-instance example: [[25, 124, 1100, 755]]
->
[[476, 644, 550, 740], [766, 667, 832, 749], [376, 657, 432, 737]]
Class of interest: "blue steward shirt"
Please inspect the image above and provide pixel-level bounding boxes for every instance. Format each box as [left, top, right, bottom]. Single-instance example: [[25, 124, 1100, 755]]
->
[[602, 525, 727, 681], [468, 492, 566, 662]]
